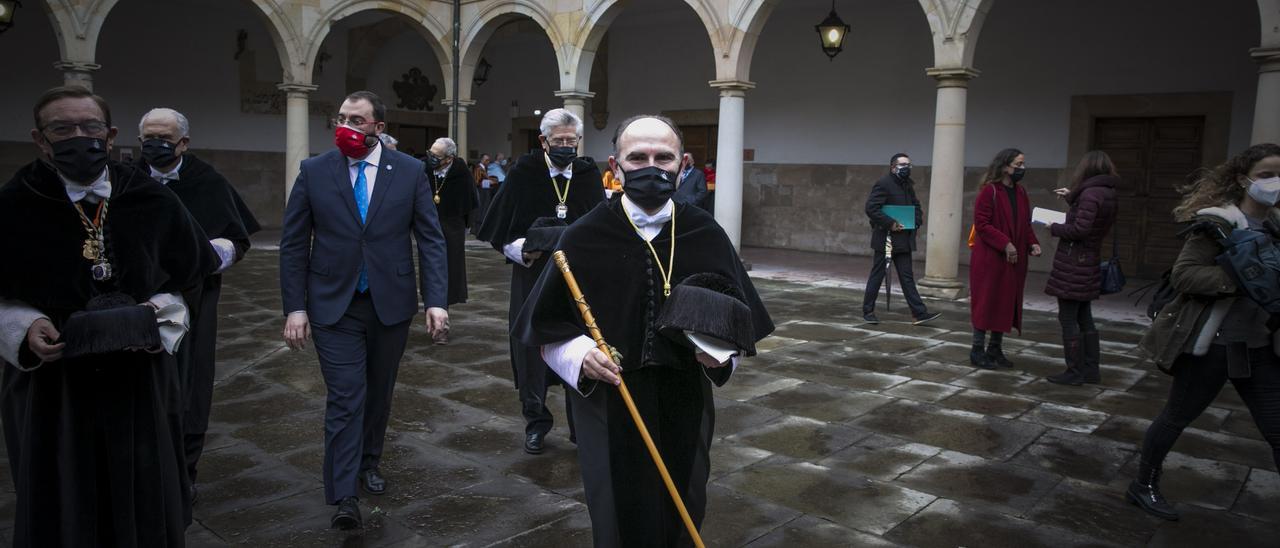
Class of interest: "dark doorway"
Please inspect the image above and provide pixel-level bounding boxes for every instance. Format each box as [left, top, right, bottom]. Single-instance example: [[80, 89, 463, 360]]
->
[[679, 124, 718, 166], [1092, 116, 1205, 279]]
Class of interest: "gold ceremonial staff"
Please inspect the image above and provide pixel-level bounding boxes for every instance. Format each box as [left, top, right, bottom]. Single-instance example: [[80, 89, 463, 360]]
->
[[552, 250, 706, 548]]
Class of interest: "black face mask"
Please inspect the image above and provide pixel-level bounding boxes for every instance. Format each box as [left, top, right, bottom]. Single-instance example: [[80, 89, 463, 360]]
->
[[546, 146, 577, 169], [1010, 166, 1026, 183], [427, 155, 441, 170], [141, 138, 180, 169], [894, 166, 911, 180], [621, 166, 677, 210], [48, 136, 109, 184]]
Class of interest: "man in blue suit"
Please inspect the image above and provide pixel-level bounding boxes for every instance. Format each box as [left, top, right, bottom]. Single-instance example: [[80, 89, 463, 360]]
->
[[279, 90, 449, 530]]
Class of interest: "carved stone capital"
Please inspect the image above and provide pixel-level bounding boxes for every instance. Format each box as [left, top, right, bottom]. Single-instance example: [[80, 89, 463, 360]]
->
[[276, 83, 318, 97], [1252, 47, 1280, 73], [925, 67, 980, 88], [708, 79, 755, 97], [52, 60, 101, 74]]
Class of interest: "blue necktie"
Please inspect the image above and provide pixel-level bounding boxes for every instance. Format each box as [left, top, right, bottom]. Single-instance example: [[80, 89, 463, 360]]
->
[[354, 161, 370, 292]]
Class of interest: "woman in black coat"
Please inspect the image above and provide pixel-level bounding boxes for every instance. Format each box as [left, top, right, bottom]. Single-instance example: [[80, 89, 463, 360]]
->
[[1041, 150, 1119, 385]]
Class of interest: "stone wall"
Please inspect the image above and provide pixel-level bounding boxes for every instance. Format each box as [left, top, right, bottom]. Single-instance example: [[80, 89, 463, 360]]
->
[[0, 141, 285, 229], [742, 163, 1068, 273]]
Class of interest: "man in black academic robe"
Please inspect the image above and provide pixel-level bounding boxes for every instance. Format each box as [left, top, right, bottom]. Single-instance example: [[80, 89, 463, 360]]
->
[[514, 115, 772, 546], [477, 109, 602, 454], [137, 107, 262, 497], [0, 87, 218, 547], [427, 137, 480, 310]]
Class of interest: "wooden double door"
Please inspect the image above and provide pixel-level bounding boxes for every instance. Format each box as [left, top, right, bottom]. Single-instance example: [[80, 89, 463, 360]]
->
[[1092, 116, 1205, 279]]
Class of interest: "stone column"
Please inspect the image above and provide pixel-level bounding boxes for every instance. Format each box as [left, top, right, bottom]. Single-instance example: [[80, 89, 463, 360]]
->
[[53, 60, 101, 90], [441, 99, 476, 159], [279, 83, 317, 203], [710, 80, 754, 251], [555, 90, 595, 152], [1252, 47, 1280, 145], [918, 67, 979, 299]]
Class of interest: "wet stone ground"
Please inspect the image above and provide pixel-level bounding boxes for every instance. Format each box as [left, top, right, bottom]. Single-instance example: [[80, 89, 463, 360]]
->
[[0, 240, 1276, 546]]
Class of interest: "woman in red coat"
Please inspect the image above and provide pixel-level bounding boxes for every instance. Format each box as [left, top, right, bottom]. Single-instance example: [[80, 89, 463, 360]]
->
[[969, 148, 1042, 369]]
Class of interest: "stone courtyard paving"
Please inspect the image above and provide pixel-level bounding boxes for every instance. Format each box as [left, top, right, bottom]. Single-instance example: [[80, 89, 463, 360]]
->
[[1, 241, 1277, 547]]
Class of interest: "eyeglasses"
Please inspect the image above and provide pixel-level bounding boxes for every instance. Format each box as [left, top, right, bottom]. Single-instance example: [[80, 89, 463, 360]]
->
[[547, 137, 580, 147], [41, 120, 109, 139], [895, 163, 912, 169], [332, 115, 377, 128]]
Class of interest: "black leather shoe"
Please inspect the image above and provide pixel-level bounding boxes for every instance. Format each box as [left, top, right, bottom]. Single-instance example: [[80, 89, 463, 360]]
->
[[331, 497, 362, 530], [524, 432, 546, 455], [360, 468, 387, 495], [912, 312, 941, 326], [862, 313, 881, 325]]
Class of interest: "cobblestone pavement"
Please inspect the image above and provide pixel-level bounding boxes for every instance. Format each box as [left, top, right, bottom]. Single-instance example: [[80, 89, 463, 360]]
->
[[0, 240, 1276, 547]]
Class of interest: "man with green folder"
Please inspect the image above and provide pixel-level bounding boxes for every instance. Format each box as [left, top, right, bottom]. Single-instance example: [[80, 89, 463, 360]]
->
[[862, 153, 940, 325]]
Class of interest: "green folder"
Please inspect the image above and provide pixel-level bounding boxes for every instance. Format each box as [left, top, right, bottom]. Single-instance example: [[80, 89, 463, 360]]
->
[[882, 205, 917, 230]]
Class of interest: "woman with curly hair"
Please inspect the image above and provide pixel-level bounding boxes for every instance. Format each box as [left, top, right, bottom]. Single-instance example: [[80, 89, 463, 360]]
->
[[969, 148, 1042, 369], [1131, 143, 1280, 521]]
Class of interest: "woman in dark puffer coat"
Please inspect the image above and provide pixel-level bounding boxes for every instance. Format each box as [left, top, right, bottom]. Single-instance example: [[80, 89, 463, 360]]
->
[[1042, 150, 1119, 385]]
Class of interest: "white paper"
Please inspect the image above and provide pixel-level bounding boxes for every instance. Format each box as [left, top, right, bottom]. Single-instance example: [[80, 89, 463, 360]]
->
[[686, 331, 737, 365], [1032, 207, 1066, 226]]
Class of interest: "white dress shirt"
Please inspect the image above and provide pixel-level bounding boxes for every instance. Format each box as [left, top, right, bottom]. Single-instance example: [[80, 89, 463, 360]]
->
[[148, 157, 184, 183], [348, 142, 382, 203], [62, 168, 111, 203]]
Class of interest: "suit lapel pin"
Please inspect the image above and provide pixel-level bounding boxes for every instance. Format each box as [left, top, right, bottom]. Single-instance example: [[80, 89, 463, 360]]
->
[[386, 165, 393, 171]]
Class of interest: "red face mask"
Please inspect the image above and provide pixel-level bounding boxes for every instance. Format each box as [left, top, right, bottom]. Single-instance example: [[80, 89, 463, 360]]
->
[[335, 125, 372, 158]]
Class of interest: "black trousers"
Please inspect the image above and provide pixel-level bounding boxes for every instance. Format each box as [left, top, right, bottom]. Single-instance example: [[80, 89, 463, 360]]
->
[[1057, 298, 1096, 338], [180, 276, 222, 483], [441, 215, 468, 305], [508, 261, 573, 437], [862, 250, 926, 317], [571, 366, 713, 548], [1141, 345, 1280, 469], [312, 293, 411, 504]]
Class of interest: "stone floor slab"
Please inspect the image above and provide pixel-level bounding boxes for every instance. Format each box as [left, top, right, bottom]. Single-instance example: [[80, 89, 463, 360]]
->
[[939, 388, 1038, 419], [895, 450, 1064, 514], [1009, 429, 1135, 486], [750, 382, 895, 423], [853, 400, 1047, 460], [731, 415, 868, 461], [1022, 402, 1110, 434], [744, 515, 906, 547], [817, 434, 941, 481], [717, 462, 936, 535], [883, 498, 1112, 548]]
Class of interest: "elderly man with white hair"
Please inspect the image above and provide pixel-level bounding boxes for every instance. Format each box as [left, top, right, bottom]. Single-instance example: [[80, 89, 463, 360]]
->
[[137, 107, 261, 503], [477, 108, 603, 454], [425, 137, 479, 316]]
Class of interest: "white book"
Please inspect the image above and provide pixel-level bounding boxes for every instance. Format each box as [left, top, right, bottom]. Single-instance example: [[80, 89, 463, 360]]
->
[[1032, 207, 1067, 226]]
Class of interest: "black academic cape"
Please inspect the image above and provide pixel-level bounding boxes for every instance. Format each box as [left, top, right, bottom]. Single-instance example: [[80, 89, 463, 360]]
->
[[513, 198, 772, 547], [432, 159, 480, 304], [477, 152, 603, 387], [0, 159, 219, 547], [143, 153, 261, 477], [431, 158, 481, 221]]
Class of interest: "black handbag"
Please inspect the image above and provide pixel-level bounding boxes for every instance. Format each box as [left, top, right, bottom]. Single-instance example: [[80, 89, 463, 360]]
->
[[1100, 232, 1126, 295]]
